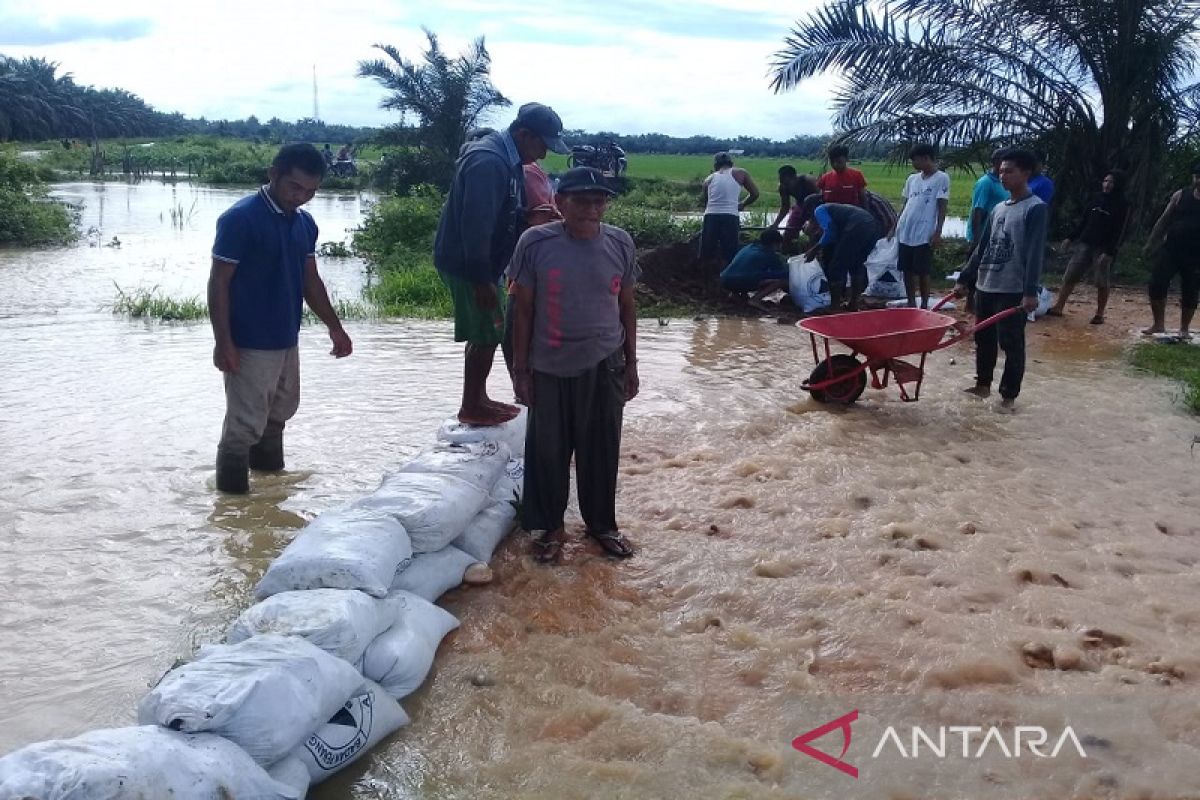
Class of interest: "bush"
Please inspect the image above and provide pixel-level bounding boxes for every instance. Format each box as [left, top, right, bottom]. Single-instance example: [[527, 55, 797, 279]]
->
[[604, 201, 701, 248], [0, 152, 77, 245], [352, 185, 444, 261], [371, 149, 455, 194]]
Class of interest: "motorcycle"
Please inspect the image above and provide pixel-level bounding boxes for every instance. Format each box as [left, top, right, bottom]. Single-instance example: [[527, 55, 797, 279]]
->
[[568, 141, 627, 178]]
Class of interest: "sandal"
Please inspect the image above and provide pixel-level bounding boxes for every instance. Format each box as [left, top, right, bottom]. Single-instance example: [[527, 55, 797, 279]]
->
[[586, 529, 635, 558], [530, 530, 564, 564]]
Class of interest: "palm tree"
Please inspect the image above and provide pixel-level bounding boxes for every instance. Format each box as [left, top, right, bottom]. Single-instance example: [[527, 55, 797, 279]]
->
[[769, 0, 1200, 222], [357, 29, 510, 163]]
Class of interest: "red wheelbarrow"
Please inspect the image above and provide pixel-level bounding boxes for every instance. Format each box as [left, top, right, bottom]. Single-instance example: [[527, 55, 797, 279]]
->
[[796, 296, 1019, 404]]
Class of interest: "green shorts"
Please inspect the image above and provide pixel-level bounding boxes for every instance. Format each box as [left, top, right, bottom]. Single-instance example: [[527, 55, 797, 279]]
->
[[440, 272, 505, 346]]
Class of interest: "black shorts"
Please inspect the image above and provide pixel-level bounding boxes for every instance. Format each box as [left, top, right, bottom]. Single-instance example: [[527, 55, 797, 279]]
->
[[1149, 242, 1200, 309], [699, 214, 740, 263], [898, 243, 933, 276]]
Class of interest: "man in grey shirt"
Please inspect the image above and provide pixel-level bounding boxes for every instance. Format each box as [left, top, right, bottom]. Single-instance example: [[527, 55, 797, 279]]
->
[[507, 167, 640, 564], [955, 149, 1047, 407]]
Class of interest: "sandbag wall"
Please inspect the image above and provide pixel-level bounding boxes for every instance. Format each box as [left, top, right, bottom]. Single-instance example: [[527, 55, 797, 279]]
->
[[0, 410, 527, 800]]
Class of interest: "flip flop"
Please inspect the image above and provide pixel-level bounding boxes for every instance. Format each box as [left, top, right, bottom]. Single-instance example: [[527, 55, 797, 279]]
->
[[586, 529, 635, 558]]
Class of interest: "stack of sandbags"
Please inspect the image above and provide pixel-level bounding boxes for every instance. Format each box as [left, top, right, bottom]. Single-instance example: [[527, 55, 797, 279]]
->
[[0, 413, 530, 798]]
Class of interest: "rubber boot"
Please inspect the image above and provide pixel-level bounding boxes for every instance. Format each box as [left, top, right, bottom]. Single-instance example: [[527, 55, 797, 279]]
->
[[248, 431, 284, 471], [216, 450, 249, 494]]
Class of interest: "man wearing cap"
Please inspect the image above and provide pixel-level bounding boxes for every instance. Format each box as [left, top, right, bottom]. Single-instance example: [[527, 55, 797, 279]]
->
[[507, 166, 640, 564], [434, 102, 570, 426]]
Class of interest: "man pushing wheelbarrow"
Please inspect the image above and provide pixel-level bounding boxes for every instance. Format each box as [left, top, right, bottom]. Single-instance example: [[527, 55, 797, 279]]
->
[[798, 149, 1046, 409]]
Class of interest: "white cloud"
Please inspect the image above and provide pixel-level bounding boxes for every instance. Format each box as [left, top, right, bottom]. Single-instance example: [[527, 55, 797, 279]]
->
[[0, 0, 838, 138]]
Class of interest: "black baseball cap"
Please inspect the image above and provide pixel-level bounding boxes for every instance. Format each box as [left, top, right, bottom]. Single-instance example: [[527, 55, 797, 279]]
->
[[513, 103, 570, 155], [556, 167, 617, 195]]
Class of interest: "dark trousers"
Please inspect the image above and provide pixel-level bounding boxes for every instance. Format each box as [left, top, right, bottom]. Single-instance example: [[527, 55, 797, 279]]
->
[[522, 351, 627, 533], [974, 290, 1026, 399]]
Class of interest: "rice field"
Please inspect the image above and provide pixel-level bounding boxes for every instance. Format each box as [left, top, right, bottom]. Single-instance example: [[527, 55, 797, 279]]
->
[[544, 153, 980, 218]]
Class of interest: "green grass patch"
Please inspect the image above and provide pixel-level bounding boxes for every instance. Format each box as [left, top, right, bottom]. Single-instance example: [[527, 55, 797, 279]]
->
[[1129, 341, 1200, 414], [365, 262, 453, 318]]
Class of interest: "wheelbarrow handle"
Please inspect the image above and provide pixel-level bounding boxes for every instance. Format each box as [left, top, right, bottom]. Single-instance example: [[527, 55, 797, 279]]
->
[[929, 292, 957, 312], [932, 306, 1022, 351]]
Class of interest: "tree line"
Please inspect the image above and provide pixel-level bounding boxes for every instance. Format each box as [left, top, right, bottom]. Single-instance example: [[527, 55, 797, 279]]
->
[[0, 55, 376, 145]]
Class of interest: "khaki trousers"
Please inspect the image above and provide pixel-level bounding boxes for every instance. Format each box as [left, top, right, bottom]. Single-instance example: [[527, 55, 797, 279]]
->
[[217, 347, 300, 457]]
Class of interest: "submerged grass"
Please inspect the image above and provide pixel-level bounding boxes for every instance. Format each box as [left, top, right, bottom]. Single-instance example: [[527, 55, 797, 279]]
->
[[109, 285, 378, 322], [1129, 341, 1200, 414], [109, 285, 207, 320]]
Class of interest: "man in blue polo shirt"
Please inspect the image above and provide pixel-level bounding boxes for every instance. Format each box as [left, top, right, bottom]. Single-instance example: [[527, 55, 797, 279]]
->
[[208, 143, 353, 493]]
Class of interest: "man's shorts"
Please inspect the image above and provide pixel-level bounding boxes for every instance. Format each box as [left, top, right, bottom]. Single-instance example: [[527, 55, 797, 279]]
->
[[898, 243, 933, 276], [1063, 243, 1113, 289], [440, 272, 505, 346]]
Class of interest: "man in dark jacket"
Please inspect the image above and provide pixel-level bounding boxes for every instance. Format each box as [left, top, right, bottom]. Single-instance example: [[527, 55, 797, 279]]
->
[[434, 103, 570, 426]]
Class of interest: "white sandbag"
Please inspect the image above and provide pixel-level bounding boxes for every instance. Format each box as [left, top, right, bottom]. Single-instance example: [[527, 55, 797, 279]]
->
[[137, 634, 365, 766], [397, 440, 510, 491], [0, 726, 301, 800], [293, 679, 408, 784], [268, 755, 312, 797], [227, 589, 405, 666], [1030, 286, 1053, 320], [354, 472, 491, 554], [437, 407, 528, 458], [390, 545, 476, 602], [492, 458, 524, 505], [863, 237, 906, 299], [362, 591, 460, 699], [452, 499, 517, 563], [256, 506, 413, 599], [788, 255, 830, 313]]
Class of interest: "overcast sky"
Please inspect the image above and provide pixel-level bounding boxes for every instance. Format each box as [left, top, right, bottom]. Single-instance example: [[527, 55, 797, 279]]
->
[[0, 0, 836, 139]]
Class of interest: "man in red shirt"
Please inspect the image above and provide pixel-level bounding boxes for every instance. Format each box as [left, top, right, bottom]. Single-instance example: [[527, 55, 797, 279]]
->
[[816, 144, 867, 206]]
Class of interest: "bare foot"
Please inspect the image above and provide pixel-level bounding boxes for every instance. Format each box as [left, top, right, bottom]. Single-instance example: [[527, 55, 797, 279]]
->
[[485, 398, 521, 416], [964, 384, 991, 398], [531, 528, 565, 564], [1142, 325, 1166, 336], [1044, 308, 1064, 317], [458, 405, 518, 426]]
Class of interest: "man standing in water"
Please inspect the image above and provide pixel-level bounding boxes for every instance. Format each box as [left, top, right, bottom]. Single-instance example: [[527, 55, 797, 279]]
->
[[1142, 164, 1200, 339], [435, 102, 571, 426], [508, 167, 640, 564], [955, 149, 1047, 408], [209, 143, 352, 494]]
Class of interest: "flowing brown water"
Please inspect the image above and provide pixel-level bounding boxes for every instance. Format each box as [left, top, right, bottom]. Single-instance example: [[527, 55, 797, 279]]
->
[[2, 184, 1199, 799]]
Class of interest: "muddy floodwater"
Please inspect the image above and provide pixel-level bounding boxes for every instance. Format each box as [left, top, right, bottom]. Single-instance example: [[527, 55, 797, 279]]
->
[[3, 183, 1200, 799]]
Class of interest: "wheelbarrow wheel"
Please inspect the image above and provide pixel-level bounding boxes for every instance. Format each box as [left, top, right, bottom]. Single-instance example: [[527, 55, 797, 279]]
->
[[808, 355, 867, 405]]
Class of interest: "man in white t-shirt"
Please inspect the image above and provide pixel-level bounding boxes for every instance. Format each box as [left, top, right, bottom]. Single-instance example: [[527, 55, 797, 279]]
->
[[890, 143, 949, 309]]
